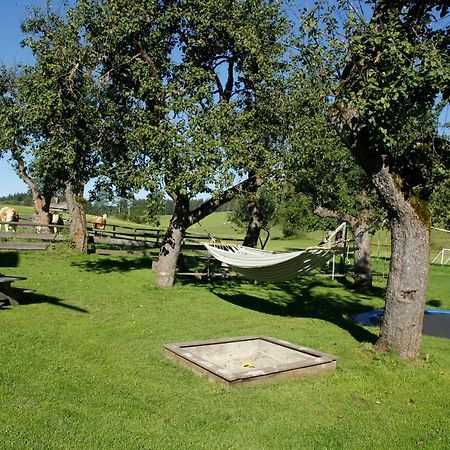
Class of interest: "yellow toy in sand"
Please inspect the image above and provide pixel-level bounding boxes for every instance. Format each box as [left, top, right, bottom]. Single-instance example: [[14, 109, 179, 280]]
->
[[242, 361, 255, 368]]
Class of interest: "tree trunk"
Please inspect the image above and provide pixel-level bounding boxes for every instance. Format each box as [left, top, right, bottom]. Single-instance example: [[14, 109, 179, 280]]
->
[[376, 207, 429, 358], [314, 205, 373, 288], [154, 176, 262, 288], [33, 194, 52, 232], [370, 166, 430, 358], [154, 221, 186, 288], [65, 182, 88, 253], [242, 173, 264, 248], [353, 223, 372, 290], [243, 199, 263, 248], [154, 194, 189, 288], [332, 102, 431, 358], [11, 152, 53, 231]]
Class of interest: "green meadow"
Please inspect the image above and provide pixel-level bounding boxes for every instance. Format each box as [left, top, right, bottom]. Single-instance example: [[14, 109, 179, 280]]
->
[[0, 212, 449, 449]]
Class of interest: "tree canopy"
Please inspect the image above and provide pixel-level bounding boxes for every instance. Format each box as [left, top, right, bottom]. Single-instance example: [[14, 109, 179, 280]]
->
[[0, 6, 106, 250], [76, 0, 289, 285], [295, 0, 450, 358]]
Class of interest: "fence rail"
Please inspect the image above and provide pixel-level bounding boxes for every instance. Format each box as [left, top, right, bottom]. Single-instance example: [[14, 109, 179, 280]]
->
[[88, 227, 162, 242], [0, 219, 68, 251], [0, 220, 66, 230], [0, 242, 53, 250], [0, 231, 66, 241], [92, 235, 158, 248]]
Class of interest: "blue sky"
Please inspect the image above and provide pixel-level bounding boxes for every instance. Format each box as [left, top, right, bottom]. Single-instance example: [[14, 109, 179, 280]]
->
[[0, 0, 71, 197], [0, 0, 42, 196]]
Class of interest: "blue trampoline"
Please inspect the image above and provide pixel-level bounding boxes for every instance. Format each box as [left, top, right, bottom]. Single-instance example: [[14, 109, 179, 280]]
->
[[353, 309, 450, 339]]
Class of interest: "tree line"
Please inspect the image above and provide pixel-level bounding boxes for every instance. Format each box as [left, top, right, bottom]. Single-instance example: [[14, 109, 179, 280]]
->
[[0, 191, 237, 222]]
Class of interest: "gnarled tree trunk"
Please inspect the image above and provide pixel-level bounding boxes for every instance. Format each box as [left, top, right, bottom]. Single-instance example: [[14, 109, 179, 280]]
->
[[11, 150, 52, 231], [314, 206, 373, 289], [65, 182, 88, 253], [377, 214, 429, 357], [243, 198, 263, 248], [242, 174, 263, 248], [329, 148, 430, 358], [33, 194, 52, 232], [327, 0, 444, 359], [372, 166, 430, 358], [332, 98, 432, 357], [154, 176, 261, 288], [155, 194, 189, 288]]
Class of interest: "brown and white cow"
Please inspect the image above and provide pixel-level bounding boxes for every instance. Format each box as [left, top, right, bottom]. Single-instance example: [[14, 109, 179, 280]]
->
[[92, 214, 108, 230], [50, 212, 64, 234], [0, 207, 20, 232], [35, 211, 64, 234]]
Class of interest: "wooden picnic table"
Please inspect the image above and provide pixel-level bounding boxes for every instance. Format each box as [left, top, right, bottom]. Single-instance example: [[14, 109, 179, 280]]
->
[[0, 275, 28, 306]]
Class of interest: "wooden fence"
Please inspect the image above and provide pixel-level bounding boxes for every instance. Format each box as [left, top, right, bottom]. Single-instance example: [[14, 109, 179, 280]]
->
[[1, 218, 238, 254], [0, 219, 67, 251], [89, 222, 238, 255], [88, 224, 161, 255]]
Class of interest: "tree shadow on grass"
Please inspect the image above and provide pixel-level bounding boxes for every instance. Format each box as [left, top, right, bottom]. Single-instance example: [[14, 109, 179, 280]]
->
[[71, 256, 153, 274], [0, 252, 20, 267], [426, 299, 443, 308], [209, 277, 380, 344], [331, 276, 387, 299], [0, 290, 88, 313]]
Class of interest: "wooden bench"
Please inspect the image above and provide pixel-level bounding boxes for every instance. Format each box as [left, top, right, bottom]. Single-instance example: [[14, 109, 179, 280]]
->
[[0, 275, 28, 306]]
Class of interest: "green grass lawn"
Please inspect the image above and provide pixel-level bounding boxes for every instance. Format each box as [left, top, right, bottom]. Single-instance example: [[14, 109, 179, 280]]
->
[[0, 247, 449, 449]]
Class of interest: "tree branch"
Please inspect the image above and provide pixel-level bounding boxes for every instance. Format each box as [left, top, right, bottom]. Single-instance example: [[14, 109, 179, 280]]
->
[[10, 147, 39, 198], [188, 175, 263, 226], [133, 39, 159, 79], [223, 59, 234, 102], [314, 205, 356, 227], [215, 74, 224, 100]]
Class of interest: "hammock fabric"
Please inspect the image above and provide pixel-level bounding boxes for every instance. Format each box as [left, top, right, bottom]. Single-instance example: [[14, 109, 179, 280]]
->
[[204, 243, 334, 282]]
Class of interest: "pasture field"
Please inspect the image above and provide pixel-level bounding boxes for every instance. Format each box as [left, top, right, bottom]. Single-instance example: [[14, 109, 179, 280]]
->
[[0, 217, 449, 449], [2, 202, 448, 255], [90, 210, 450, 258]]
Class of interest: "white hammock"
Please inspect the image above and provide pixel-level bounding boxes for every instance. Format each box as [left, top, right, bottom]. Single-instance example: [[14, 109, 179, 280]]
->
[[204, 223, 347, 282], [204, 243, 334, 282]]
